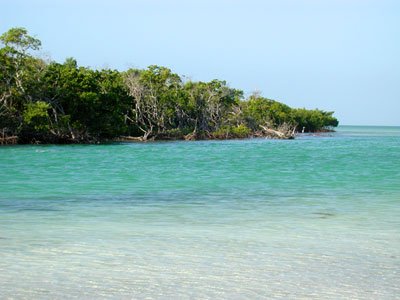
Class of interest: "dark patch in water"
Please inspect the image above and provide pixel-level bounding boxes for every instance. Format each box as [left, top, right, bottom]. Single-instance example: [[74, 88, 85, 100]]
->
[[312, 212, 335, 218], [17, 208, 62, 212]]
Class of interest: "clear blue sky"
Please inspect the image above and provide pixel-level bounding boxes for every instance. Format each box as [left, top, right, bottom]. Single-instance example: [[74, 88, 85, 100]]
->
[[2, 0, 399, 125]]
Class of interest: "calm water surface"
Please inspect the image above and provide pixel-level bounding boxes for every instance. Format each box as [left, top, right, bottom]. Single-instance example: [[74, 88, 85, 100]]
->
[[0, 126, 399, 299]]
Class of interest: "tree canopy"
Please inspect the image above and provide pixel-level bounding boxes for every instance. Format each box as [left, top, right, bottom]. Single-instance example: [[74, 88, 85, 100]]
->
[[0, 27, 338, 144]]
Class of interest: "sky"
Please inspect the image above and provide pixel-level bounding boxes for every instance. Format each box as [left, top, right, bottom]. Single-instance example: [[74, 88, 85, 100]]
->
[[1, 0, 399, 125]]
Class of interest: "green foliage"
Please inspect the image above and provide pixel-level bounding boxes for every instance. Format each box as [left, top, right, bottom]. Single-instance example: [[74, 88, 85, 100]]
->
[[183, 79, 243, 135], [23, 101, 50, 131], [243, 96, 294, 129], [241, 96, 338, 132], [231, 124, 250, 138], [0, 27, 41, 52], [212, 124, 250, 139], [0, 27, 338, 144], [293, 108, 339, 132]]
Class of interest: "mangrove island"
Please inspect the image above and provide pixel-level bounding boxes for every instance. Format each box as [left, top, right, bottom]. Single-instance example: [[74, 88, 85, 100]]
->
[[0, 28, 338, 145]]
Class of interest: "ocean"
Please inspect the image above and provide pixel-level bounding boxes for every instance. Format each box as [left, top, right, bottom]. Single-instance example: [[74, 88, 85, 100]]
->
[[0, 126, 399, 299]]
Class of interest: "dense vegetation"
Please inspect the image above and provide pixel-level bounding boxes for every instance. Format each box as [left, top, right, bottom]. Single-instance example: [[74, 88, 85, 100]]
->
[[0, 28, 338, 144]]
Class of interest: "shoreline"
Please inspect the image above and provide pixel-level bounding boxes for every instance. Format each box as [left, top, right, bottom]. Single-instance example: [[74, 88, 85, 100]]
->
[[0, 129, 336, 145]]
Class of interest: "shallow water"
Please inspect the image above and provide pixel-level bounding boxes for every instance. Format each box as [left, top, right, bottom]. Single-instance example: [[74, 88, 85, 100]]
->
[[0, 126, 399, 299]]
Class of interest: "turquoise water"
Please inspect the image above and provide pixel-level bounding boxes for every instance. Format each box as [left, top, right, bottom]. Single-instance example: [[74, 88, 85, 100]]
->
[[0, 125, 399, 299]]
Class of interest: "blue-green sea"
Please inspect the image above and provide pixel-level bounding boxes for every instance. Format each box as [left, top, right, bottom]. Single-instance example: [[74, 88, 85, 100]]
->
[[1, 126, 399, 299]]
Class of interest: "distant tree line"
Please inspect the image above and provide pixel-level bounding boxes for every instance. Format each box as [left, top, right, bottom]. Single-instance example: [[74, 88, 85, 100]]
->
[[0, 28, 338, 144]]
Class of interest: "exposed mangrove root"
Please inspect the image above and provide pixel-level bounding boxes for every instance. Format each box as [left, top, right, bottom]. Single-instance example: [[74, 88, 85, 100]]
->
[[184, 129, 197, 141], [116, 135, 156, 142], [0, 135, 18, 145], [259, 123, 296, 139]]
